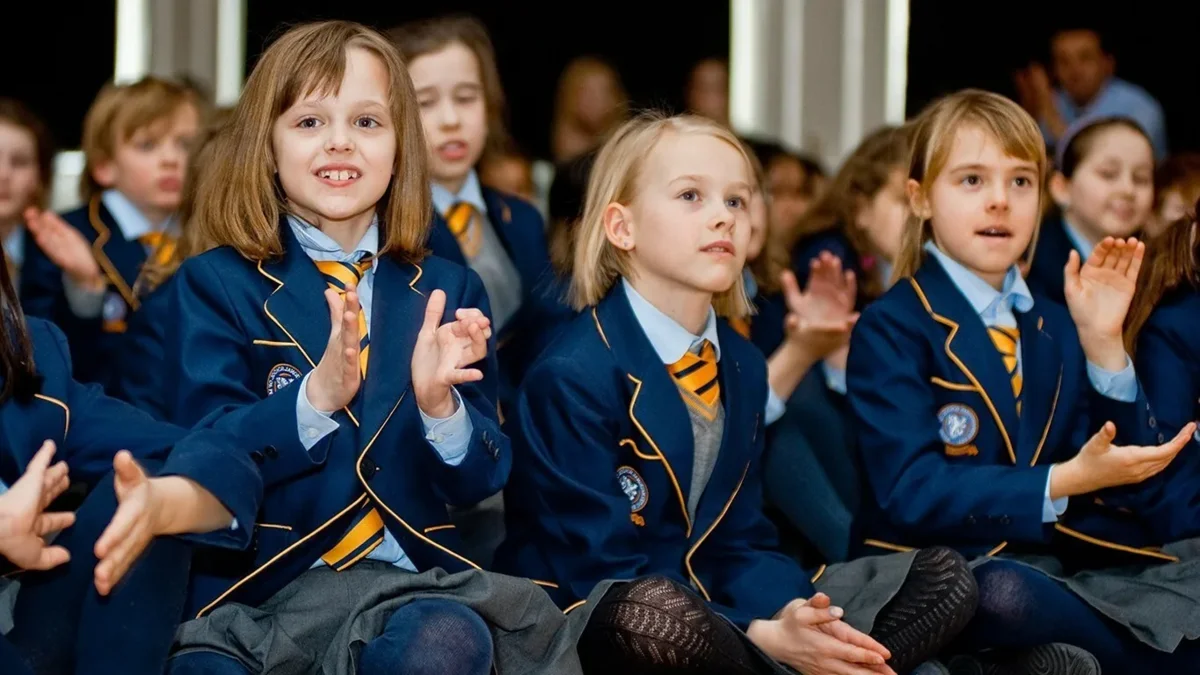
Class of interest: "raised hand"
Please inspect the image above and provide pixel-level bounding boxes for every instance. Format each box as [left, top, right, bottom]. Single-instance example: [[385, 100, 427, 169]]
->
[[1052, 421, 1196, 499], [0, 440, 75, 570], [1064, 237, 1145, 371], [305, 285, 363, 412], [24, 207, 105, 290], [411, 290, 492, 419], [780, 253, 860, 359]]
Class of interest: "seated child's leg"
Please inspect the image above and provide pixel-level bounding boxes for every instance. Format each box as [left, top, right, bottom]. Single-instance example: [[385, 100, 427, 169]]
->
[[167, 651, 255, 675], [958, 560, 1136, 673], [359, 599, 493, 675], [868, 547, 977, 674], [9, 468, 191, 675], [0, 634, 32, 675], [577, 576, 770, 675]]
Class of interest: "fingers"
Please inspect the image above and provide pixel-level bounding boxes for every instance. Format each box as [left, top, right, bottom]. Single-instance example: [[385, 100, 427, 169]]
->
[[1082, 421, 1117, 454], [1126, 239, 1146, 281], [1151, 422, 1196, 458], [94, 505, 150, 595], [421, 289, 448, 335], [780, 270, 803, 309], [1091, 237, 1116, 269], [444, 368, 484, 386], [324, 289, 345, 340], [807, 592, 831, 609], [790, 601, 844, 626], [828, 621, 892, 659], [35, 511, 76, 535], [41, 462, 71, 510], [30, 545, 70, 572], [27, 440, 57, 475], [112, 450, 147, 490], [816, 631, 889, 666]]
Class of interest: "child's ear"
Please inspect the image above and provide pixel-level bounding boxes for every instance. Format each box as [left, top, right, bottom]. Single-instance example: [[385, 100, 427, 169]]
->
[[1048, 172, 1071, 209], [603, 203, 635, 251], [92, 159, 117, 189], [906, 179, 930, 220]]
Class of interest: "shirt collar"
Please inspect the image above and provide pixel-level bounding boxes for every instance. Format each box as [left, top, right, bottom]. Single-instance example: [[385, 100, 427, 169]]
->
[[1060, 217, 1096, 260], [431, 170, 487, 218], [923, 241, 1034, 317], [285, 214, 379, 263], [622, 278, 722, 364], [101, 189, 175, 240], [2, 226, 23, 269]]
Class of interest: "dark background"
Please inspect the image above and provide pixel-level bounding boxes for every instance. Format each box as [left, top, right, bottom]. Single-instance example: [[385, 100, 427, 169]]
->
[[5, 0, 1195, 160]]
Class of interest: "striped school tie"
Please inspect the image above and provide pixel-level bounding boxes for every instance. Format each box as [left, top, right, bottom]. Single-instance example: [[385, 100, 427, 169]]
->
[[988, 325, 1022, 414], [138, 231, 178, 267], [445, 202, 482, 258], [667, 340, 721, 421], [314, 255, 385, 570], [314, 258, 373, 378]]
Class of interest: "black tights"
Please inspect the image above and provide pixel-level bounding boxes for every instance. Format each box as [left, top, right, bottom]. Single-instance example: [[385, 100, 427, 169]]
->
[[578, 547, 978, 674]]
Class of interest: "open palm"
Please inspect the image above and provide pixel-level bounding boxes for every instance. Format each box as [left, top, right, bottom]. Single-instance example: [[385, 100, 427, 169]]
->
[[1064, 237, 1144, 340]]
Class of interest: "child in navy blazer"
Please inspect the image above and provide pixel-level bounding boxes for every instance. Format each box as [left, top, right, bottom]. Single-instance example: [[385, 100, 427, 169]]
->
[[496, 112, 978, 675], [848, 89, 1200, 674], [20, 77, 200, 390], [0, 99, 54, 292]]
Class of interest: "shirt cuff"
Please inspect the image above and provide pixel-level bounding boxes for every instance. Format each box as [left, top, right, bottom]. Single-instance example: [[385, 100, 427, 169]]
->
[[765, 388, 786, 426], [419, 387, 473, 466], [62, 272, 106, 318], [823, 362, 847, 395], [295, 372, 340, 451], [1042, 466, 1069, 522], [1086, 355, 1137, 403]]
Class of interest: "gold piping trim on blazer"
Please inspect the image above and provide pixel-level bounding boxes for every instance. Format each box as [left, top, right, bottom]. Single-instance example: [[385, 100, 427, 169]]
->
[[256, 523, 292, 531], [626, 374, 692, 536], [257, 261, 359, 428], [531, 580, 560, 589], [1029, 367, 1062, 467], [684, 462, 750, 601], [619, 437, 657, 461], [930, 377, 977, 392], [985, 542, 1008, 557], [862, 538, 914, 553], [591, 308, 611, 349], [33, 394, 69, 437], [422, 524, 457, 534], [252, 339, 298, 348], [1053, 524, 1179, 562], [197, 494, 369, 618], [810, 564, 828, 584], [408, 261, 424, 297], [356, 393, 481, 570], [563, 599, 588, 614], [86, 197, 140, 310], [909, 278, 1016, 464]]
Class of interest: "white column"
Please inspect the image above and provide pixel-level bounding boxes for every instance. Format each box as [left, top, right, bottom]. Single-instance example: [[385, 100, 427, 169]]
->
[[215, 0, 248, 106], [114, 0, 151, 84]]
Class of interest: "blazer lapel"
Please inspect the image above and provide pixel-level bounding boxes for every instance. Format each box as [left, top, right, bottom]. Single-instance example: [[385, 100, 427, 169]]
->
[[259, 222, 332, 377], [913, 261, 1021, 463], [427, 211, 468, 267], [358, 257, 424, 442], [87, 198, 148, 310], [1015, 308, 1063, 466], [596, 290, 696, 535]]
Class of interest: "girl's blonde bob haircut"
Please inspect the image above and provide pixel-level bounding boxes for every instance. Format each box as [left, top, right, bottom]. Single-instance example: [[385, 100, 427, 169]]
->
[[570, 111, 754, 318], [892, 89, 1048, 282], [191, 20, 431, 262]]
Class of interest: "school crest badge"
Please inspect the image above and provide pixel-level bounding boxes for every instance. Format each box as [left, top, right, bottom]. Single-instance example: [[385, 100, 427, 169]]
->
[[938, 403, 979, 447], [616, 466, 649, 513], [266, 364, 302, 396]]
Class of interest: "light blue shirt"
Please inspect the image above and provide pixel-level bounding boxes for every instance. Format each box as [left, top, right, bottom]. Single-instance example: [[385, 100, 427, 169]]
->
[[285, 215, 472, 572], [925, 241, 1138, 521], [1061, 218, 1096, 261], [1050, 78, 1167, 160], [623, 279, 785, 426]]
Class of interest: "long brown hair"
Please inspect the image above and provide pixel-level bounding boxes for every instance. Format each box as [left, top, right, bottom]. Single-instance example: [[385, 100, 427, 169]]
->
[[190, 21, 430, 262], [0, 99, 55, 211], [744, 143, 788, 295], [388, 14, 510, 159], [1124, 205, 1200, 354], [0, 246, 36, 403], [893, 90, 1047, 282], [792, 124, 911, 300]]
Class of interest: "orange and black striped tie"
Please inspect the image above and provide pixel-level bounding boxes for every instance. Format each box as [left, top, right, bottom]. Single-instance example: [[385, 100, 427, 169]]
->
[[445, 202, 482, 258], [988, 325, 1022, 414], [138, 231, 178, 267], [667, 340, 721, 421], [314, 255, 385, 570]]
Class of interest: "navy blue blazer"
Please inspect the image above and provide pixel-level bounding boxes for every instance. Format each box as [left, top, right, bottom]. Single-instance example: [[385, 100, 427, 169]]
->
[[494, 287, 816, 630], [109, 279, 172, 420], [747, 290, 788, 357], [1132, 286, 1200, 542], [163, 222, 510, 618], [20, 197, 150, 389], [1025, 217, 1073, 307], [4, 317, 259, 553], [846, 255, 1176, 566], [427, 187, 572, 401]]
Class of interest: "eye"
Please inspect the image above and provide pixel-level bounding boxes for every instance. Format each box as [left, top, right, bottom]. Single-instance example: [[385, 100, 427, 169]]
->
[[726, 195, 747, 209], [679, 189, 699, 202], [1012, 176, 1033, 188], [961, 174, 981, 187], [454, 91, 480, 105], [1097, 168, 1119, 181], [418, 98, 436, 109], [297, 117, 320, 129], [355, 117, 381, 129]]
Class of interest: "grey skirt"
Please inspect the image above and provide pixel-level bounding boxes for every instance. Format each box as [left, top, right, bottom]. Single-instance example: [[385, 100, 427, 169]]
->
[[974, 537, 1200, 652]]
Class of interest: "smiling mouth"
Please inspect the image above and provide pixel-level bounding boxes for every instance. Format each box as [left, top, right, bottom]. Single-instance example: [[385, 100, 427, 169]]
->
[[702, 241, 736, 255], [318, 169, 360, 181]]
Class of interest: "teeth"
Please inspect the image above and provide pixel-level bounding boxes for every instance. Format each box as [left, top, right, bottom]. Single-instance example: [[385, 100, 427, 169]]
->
[[319, 169, 358, 181]]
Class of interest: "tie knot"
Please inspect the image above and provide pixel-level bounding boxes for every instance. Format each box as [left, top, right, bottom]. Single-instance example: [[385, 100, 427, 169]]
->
[[446, 202, 477, 235], [315, 258, 372, 292]]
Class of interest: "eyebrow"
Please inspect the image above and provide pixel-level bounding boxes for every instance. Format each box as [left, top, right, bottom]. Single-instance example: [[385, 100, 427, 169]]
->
[[946, 162, 1037, 173]]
